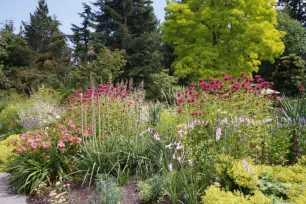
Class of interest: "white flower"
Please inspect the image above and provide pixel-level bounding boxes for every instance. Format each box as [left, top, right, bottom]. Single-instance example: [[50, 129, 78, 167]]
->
[[168, 163, 173, 171], [177, 157, 182, 163], [188, 160, 193, 166], [165, 144, 172, 149], [176, 143, 183, 150]]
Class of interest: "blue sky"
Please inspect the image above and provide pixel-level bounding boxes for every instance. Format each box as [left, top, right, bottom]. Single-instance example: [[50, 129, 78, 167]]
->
[[0, 0, 167, 34]]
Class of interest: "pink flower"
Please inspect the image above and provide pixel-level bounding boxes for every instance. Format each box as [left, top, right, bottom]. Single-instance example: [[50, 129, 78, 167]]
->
[[147, 127, 154, 134], [58, 141, 65, 148], [221, 118, 228, 125], [10, 140, 17, 146], [240, 72, 245, 76], [35, 135, 42, 142], [43, 142, 51, 149], [153, 134, 160, 141], [20, 134, 26, 141], [17, 147, 23, 153], [299, 87, 305, 93], [178, 107, 182, 113], [30, 142, 38, 149], [216, 127, 222, 141]]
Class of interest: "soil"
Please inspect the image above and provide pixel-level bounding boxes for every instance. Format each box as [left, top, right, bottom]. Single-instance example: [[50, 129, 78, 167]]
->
[[121, 180, 141, 204]]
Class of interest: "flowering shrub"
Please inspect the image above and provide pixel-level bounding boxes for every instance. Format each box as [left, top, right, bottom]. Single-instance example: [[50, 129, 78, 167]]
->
[[66, 79, 146, 139], [7, 119, 91, 194], [19, 87, 63, 129]]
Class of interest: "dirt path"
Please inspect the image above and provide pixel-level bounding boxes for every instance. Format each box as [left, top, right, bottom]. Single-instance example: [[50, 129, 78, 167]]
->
[[0, 173, 27, 204], [121, 180, 140, 204]]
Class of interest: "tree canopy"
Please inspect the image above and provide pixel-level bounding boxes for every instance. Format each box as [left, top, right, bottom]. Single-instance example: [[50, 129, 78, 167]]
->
[[162, 0, 286, 80]]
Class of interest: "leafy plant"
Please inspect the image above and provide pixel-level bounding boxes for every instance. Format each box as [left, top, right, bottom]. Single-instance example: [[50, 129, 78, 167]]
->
[[137, 175, 164, 202], [88, 174, 124, 204], [7, 120, 86, 194]]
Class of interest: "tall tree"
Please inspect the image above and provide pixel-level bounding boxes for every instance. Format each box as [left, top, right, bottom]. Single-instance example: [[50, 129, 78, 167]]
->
[[70, 3, 96, 63], [22, 0, 71, 89], [257, 11, 306, 82], [278, 0, 306, 26], [94, 0, 163, 82], [162, 0, 285, 80], [22, 0, 69, 67]]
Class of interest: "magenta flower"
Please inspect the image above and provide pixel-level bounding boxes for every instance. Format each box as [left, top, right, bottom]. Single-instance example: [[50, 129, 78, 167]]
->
[[299, 87, 305, 93], [216, 127, 222, 141]]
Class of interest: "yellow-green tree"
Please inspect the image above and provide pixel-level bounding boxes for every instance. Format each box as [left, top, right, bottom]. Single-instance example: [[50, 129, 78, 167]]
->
[[162, 0, 286, 79]]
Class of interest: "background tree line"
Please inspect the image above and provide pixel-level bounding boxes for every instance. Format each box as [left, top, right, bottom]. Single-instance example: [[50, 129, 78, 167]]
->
[[0, 0, 306, 98]]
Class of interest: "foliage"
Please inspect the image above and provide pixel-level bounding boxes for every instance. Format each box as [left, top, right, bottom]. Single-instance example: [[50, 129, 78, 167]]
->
[[137, 175, 164, 202], [272, 54, 306, 96], [70, 3, 96, 63], [277, 12, 306, 55], [7, 120, 88, 194], [202, 183, 273, 204], [69, 48, 126, 88], [0, 104, 21, 135], [0, 134, 20, 171], [213, 155, 306, 203], [146, 71, 178, 101], [18, 86, 62, 129], [162, 0, 285, 80], [88, 174, 123, 204], [93, 0, 163, 82], [278, 0, 306, 25]]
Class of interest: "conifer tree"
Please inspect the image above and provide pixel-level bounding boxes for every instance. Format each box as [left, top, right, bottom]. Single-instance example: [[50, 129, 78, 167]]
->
[[22, 0, 69, 66], [71, 3, 96, 63], [94, 0, 163, 81]]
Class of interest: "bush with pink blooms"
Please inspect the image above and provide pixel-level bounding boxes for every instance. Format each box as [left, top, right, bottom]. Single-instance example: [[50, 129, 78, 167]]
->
[[6, 119, 92, 195]]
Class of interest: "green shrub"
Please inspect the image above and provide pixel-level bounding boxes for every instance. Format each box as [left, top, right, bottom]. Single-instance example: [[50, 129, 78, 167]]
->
[[0, 104, 21, 135], [88, 174, 124, 204], [215, 155, 306, 203], [137, 175, 164, 202], [0, 134, 20, 171], [202, 183, 273, 204]]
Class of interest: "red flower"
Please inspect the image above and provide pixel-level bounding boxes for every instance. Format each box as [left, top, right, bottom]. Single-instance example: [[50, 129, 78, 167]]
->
[[299, 87, 305, 93], [178, 107, 182, 113]]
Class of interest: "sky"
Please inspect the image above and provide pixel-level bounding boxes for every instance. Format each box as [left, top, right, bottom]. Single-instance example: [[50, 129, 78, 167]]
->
[[0, 0, 167, 34]]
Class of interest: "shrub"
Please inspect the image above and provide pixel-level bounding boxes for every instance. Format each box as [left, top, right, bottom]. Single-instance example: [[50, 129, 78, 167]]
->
[[0, 104, 21, 135], [7, 120, 89, 194], [202, 183, 273, 204], [137, 175, 164, 202], [214, 155, 306, 203], [88, 174, 124, 204], [0, 134, 20, 171], [18, 86, 62, 130]]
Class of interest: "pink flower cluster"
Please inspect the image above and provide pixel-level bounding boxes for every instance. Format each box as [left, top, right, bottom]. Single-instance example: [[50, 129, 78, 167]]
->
[[12, 120, 91, 153], [176, 73, 272, 114], [66, 80, 143, 109]]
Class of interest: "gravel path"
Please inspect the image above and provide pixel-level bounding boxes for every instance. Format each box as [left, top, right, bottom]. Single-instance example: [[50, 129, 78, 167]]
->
[[0, 173, 27, 204]]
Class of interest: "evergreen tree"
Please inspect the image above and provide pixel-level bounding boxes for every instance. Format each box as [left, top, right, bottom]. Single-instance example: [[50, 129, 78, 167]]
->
[[94, 0, 163, 82], [22, 0, 71, 89], [278, 0, 306, 26], [70, 3, 96, 63], [22, 0, 69, 67]]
